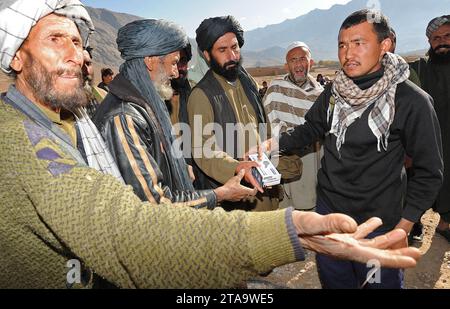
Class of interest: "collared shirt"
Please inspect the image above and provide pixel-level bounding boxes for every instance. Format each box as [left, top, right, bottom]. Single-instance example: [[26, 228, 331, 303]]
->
[[34, 104, 77, 147]]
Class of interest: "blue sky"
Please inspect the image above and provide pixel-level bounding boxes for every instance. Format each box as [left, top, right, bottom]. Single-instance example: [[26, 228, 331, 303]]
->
[[82, 0, 352, 36]]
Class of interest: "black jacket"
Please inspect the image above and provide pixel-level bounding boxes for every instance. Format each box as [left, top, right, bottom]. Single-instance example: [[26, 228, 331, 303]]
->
[[279, 73, 443, 231], [411, 59, 450, 218], [93, 74, 216, 209]]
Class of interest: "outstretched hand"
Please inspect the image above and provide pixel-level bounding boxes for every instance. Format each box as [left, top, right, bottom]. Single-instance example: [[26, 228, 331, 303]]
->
[[292, 212, 421, 269], [214, 170, 258, 202]]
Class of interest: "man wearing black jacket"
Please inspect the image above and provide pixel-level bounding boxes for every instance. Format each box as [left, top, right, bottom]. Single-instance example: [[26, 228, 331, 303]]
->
[[93, 19, 256, 209], [410, 15, 450, 242], [254, 10, 443, 289]]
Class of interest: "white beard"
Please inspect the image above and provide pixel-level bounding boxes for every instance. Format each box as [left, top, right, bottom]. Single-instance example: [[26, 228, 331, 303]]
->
[[153, 65, 174, 101]]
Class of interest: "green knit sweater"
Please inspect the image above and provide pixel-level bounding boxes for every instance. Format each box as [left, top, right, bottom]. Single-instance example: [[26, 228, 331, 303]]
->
[[0, 100, 301, 289]]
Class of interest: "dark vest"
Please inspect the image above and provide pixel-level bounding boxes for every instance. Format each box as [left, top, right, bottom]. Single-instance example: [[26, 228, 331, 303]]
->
[[192, 69, 267, 209]]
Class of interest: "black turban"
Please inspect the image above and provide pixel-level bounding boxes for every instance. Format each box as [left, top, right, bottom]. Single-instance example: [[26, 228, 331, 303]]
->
[[195, 16, 244, 52]]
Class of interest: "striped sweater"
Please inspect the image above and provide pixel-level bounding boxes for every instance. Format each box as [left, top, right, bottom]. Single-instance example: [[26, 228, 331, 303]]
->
[[263, 75, 324, 210], [263, 75, 324, 134]]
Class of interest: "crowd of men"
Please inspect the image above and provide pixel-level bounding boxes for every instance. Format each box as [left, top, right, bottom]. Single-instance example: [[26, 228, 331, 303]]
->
[[0, 0, 448, 289]]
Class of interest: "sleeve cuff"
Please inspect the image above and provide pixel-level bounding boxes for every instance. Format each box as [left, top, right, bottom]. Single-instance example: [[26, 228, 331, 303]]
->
[[247, 208, 306, 274], [285, 207, 306, 261], [402, 205, 426, 223], [205, 190, 217, 210]]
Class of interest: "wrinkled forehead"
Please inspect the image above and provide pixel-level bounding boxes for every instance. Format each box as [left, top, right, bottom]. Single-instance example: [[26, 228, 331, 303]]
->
[[28, 13, 81, 39]]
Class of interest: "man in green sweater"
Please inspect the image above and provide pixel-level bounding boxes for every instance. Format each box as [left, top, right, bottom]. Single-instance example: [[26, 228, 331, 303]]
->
[[0, 0, 420, 289]]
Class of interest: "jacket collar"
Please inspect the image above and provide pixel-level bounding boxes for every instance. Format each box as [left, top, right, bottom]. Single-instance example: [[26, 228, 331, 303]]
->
[[108, 73, 149, 107]]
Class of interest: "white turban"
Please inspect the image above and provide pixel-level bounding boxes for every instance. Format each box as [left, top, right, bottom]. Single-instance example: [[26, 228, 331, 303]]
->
[[0, 0, 95, 74]]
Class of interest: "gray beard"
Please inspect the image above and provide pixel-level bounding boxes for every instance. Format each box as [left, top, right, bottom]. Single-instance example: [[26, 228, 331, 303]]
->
[[153, 65, 174, 101], [289, 74, 308, 87], [155, 81, 174, 101], [25, 57, 88, 111]]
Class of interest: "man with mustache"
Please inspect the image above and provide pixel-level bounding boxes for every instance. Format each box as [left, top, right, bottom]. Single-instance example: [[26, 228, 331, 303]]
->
[[252, 9, 443, 289], [188, 16, 301, 212], [0, 2, 423, 288], [409, 15, 450, 243], [263, 41, 324, 212], [93, 19, 255, 208]]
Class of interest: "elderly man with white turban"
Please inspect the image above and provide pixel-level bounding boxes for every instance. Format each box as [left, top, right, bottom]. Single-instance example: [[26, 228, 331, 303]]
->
[[262, 41, 324, 212], [0, 1, 423, 289]]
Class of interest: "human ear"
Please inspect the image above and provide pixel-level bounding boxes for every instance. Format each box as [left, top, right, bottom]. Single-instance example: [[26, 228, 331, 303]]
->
[[381, 38, 392, 55], [144, 56, 154, 71], [10, 51, 24, 72], [203, 50, 211, 63]]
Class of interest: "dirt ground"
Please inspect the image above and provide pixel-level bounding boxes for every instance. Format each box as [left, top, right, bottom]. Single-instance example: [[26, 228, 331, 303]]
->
[[248, 210, 450, 289]]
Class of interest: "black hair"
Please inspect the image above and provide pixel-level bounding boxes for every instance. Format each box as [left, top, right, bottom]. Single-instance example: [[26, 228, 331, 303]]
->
[[340, 9, 391, 42], [389, 27, 397, 45], [84, 46, 93, 59], [101, 68, 114, 78]]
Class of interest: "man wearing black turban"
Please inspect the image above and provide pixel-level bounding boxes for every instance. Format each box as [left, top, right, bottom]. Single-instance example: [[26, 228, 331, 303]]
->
[[93, 19, 255, 208], [409, 15, 450, 243], [188, 16, 299, 212], [167, 43, 192, 126]]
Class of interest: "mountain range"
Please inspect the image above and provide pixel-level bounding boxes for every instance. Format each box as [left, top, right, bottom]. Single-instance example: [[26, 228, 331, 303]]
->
[[243, 0, 450, 65], [2, 0, 447, 71]]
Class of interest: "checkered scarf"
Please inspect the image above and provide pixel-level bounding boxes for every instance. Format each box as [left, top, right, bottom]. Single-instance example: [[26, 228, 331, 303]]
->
[[330, 52, 410, 153], [74, 107, 124, 183]]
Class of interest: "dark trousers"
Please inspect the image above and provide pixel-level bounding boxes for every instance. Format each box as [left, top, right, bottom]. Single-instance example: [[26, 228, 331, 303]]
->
[[315, 197, 404, 289]]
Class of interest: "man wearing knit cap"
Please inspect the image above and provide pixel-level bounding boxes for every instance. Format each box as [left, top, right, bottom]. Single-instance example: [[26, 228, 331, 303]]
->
[[263, 41, 324, 212], [410, 15, 450, 242], [93, 19, 256, 208], [0, 0, 425, 289], [188, 16, 299, 212]]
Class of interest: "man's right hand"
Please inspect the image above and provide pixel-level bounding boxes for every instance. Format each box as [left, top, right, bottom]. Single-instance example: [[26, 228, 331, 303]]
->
[[245, 138, 278, 161], [214, 170, 258, 202]]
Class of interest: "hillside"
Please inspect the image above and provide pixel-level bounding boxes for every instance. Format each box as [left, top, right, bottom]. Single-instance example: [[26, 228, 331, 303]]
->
[[244, 0, 450, 61], [85, 7, 142, 69], [82, 1, 448, 67]]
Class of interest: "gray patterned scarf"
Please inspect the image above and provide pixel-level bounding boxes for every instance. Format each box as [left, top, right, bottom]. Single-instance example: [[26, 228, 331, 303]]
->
[[330, 52, 410, 153]]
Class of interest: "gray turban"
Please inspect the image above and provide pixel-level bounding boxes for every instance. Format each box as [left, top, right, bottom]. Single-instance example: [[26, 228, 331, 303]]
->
[[117, 19, 189, 60], [426, 15, 450, 39], [116, 19, 194, 193], [196, 16, 244, 52], [0, 0, 94, 74]]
